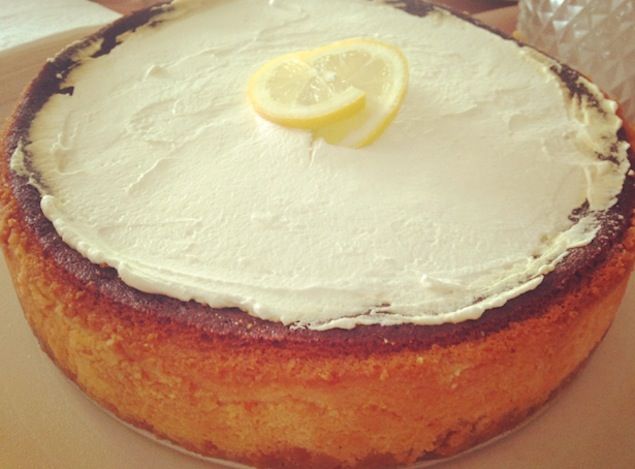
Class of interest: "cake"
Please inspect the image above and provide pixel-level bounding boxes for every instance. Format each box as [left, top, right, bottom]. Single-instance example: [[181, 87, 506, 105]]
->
[[1, 1, 634, 468]]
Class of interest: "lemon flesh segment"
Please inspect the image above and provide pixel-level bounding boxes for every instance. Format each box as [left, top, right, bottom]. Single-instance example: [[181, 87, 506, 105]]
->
[[248, 53, 366, 129], [311, 39, 409, 147]]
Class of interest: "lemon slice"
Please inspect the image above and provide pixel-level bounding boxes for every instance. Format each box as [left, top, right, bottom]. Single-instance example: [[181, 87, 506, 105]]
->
[[248, 51, 366, 129], [248, 38, 409, 147]]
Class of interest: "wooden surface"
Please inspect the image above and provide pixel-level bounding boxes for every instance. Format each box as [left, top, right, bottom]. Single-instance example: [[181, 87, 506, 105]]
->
[[95, 0, 514, 15]]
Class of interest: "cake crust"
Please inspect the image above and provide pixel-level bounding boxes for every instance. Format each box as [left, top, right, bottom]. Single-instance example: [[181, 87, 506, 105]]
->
[[2, 1, 635, 467]]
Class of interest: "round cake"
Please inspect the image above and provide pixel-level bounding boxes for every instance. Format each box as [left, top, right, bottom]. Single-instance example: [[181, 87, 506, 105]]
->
[[1, 1, 634, 468]]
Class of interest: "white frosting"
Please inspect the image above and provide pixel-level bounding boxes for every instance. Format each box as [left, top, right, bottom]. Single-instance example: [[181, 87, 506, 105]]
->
[[16, 0, 630, 330]]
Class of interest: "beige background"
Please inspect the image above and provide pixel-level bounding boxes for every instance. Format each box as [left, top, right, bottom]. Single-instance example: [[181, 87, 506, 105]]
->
[[1, 2, 634, 468]]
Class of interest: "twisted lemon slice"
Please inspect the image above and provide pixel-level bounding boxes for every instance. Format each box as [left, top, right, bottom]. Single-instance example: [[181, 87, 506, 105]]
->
[[248, 38, 409, 148]]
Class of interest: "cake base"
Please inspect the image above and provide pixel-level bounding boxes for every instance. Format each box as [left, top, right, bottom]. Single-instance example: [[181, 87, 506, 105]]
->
[[95, 374, 559, 469]]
